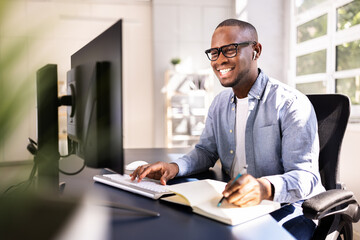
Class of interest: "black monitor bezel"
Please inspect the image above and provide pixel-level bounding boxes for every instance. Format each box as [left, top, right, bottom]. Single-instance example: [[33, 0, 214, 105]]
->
[[67, 19, 124, 174]]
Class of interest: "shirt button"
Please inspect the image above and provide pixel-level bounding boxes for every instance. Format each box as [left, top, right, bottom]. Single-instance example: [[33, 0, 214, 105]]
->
[[229, 129, 233, 133], [230, 150, 234, 154], [232, 107, 235, 111]]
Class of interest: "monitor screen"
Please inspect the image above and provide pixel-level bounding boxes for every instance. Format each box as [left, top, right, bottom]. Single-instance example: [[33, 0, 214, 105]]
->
[[67, 19, 124, 174]]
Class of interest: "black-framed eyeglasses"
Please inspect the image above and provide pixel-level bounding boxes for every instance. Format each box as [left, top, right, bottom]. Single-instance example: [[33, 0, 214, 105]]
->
[[205, 41, 257, 61]]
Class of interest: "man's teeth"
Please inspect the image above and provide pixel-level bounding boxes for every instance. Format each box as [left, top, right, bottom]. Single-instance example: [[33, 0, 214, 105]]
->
[[220, 68, 231, 74]]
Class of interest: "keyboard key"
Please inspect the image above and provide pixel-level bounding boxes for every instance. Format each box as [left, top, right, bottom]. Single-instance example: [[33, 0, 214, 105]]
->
[[93, 174, 173, 199]]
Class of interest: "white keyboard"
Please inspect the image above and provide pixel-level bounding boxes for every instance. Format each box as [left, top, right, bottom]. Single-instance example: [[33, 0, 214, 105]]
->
[[93, 174, 173, 199]]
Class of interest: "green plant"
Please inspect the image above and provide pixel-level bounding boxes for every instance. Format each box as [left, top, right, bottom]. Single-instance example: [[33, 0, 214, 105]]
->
[[170, 57, 181, 66], [0, 2, 37, 159]]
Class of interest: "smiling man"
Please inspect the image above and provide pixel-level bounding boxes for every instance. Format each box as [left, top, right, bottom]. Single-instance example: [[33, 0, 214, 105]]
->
[[131, 19, 325, 239]]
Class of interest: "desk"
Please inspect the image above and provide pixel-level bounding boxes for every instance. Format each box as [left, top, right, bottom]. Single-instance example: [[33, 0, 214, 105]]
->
[[59, 148, 295, 240]]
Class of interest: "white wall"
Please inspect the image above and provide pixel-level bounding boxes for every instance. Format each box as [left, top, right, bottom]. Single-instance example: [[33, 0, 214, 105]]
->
[[0, 0, 153, 161], [152, 0, 235, 147], [235, 0, 289, 83]]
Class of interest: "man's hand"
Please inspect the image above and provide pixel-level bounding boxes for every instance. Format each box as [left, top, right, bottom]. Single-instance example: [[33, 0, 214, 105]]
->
[[130, 162, 179, 185], [222, 174, 274, 207]]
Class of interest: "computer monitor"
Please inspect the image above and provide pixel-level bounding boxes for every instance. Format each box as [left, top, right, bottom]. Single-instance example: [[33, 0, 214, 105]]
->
[[36, 64, 60, 192], [67, 19, 124, 174], [32, 20, 156, 215]]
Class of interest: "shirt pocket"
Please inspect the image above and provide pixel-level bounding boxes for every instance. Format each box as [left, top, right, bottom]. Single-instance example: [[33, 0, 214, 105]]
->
[[254, 124, 281, 165]]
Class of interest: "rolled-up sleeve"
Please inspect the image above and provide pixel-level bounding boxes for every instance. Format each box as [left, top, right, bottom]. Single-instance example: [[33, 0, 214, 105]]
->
[[264, 94, 324, 203]]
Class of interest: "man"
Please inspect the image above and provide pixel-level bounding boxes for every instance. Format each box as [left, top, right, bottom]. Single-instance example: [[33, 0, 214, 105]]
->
[[131, 19, 325, 239]]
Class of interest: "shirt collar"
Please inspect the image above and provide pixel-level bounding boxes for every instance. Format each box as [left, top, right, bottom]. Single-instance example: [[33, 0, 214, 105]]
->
[[248, 68, 268, 100], [230, 68, 269, 102]]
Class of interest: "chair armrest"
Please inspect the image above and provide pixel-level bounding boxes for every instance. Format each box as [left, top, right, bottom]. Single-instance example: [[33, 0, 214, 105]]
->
[[302, 189, 360, 222]]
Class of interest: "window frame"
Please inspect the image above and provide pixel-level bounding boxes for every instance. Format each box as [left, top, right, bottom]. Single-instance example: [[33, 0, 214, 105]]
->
[[291, 0, 360, 119]]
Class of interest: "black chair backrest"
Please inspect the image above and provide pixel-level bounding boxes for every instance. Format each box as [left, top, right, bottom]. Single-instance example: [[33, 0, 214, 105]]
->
[[307, 94, 350, 191]]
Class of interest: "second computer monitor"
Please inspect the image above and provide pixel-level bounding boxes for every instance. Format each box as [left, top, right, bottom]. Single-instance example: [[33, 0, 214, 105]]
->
[[67, 19, 124, 174]]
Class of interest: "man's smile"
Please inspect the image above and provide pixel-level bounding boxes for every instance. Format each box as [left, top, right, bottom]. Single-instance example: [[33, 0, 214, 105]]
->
[[218, 67, 234, 77]]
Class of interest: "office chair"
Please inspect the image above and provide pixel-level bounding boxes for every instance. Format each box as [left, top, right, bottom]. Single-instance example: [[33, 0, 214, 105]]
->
[[302, 94, 360, 240]]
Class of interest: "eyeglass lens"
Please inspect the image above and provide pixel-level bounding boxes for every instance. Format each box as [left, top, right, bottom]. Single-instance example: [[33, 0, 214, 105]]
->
[[206, 42, 256, 61], [208, 44, 237, 61]]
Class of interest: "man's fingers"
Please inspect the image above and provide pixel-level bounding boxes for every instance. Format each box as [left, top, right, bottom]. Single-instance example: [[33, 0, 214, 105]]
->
[[129, 162, 178, 184], [131, 162, 165, 181], [160, 171, 170, 185], [223, 175, 247, 197], [130, 167, 141, 180], [233, 194, 259, 207], [225, 179, 261, 207], [226, 184, 248, 203], [130, 164, 151, 181], [137, 164, 159, 181]]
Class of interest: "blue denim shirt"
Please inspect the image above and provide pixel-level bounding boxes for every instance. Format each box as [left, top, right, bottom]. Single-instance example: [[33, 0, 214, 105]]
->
[[173, 69, 325, 203]]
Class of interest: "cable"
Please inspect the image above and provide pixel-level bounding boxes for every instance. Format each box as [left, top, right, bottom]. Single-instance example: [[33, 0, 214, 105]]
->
[[2, 137, 86, 196], [58, 139, 86, 175], [2, 138, 39, 195], [2, 161, 37, 196], [58, 161, 86, 175]]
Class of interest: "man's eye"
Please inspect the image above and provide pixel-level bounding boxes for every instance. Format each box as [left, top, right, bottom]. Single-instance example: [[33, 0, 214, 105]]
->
[[223, 47, 236, 54], [210, 50, 219, 57]]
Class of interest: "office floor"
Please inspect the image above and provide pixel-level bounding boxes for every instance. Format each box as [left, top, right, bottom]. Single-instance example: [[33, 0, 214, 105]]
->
[[342, 168, 360, 240], [339, 125, 360, 239], [355, 233, 360, 240]]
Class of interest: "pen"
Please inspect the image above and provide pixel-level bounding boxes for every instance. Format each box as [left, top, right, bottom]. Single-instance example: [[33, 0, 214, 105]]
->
[[217, 173, 242, 207]]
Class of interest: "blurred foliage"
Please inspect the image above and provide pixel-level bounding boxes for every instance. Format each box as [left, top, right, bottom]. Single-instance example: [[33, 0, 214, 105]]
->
[[0, 1, 35, 156], [296, 49, 327, 76], [297, 14, 327, 43], [337, 0, 360, 30], [336, 39, 360, 71], [295, 0, 360, 104], [335, 1, 360, 105], [336, 77, 360, 105], [336, 1, 360, 72], [295, 0, 326, 14], [297, 0, 360, 43], [0, 190, 81, 239]]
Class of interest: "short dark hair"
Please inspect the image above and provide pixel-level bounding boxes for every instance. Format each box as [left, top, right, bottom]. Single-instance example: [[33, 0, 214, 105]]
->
[[216, 19, 258, 41]]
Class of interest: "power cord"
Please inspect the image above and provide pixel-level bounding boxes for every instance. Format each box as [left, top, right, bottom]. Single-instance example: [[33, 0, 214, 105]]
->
[[2, 138, 86, 196], [2, 138, 38, 195], [59, 160, 86, 176], [58, 140, 86, 175]]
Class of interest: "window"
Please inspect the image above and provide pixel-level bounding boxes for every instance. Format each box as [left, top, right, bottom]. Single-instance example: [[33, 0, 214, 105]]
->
[[336, 77, 360, 105], [296, 50, 327, 75], [292, 0, 360, 119], [296, 0, 327, 14], [336, 40, 360, 71], [297, 14, 327, 43]]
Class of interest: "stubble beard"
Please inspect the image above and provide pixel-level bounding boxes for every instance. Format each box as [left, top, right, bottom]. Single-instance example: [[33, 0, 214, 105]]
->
[[219, 68, 250, 88]]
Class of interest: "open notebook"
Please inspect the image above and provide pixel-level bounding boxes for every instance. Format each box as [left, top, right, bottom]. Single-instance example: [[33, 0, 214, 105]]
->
[[162, 179, 280, 226]]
